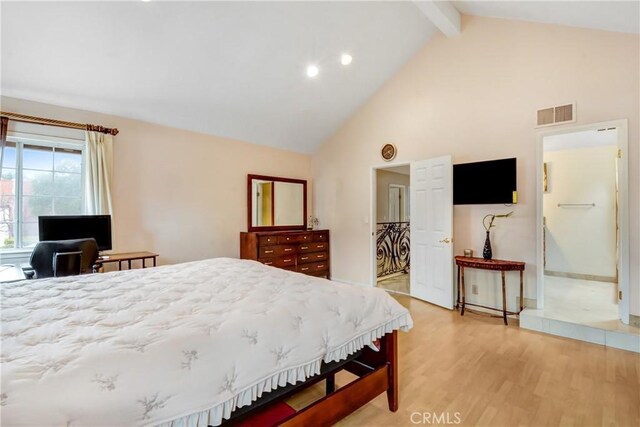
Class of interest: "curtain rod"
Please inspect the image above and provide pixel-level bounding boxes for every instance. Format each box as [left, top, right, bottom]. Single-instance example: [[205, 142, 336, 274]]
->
[[0, 111, 119, 136]]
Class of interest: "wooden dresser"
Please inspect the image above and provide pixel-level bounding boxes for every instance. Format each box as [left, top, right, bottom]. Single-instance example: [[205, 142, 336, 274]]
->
[[240, 230, 330, 279]]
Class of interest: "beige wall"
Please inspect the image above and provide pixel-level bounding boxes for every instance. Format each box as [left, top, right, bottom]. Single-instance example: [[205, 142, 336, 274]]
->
[[543, 146, 618, 278], [311, 16, 640, 315], [376, 169, 410, 222], [1, 96, 312, 265]]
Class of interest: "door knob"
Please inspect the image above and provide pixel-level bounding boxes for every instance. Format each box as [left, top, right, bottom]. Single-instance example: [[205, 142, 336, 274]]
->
[[439, 237, 452, 244]]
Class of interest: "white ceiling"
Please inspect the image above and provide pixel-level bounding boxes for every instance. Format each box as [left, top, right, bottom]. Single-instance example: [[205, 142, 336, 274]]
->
[[453, 1, 640, 34], [2, 2, 638, 154], [0, 1, 435, 153]]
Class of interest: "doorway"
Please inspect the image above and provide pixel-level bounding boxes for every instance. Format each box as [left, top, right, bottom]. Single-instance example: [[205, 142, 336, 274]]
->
[[374, 165, 411, 294], [537, 120, 629, 325], [370, 156, 454, 309]]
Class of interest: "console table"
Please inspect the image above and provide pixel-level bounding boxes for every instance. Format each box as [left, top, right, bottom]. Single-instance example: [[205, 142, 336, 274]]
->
[[96, 251, 158, 271], [455, 256, 525, 325]]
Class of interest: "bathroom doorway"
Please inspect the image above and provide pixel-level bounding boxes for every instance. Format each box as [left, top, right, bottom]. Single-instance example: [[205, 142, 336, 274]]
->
[[537, 120, 630, 326]]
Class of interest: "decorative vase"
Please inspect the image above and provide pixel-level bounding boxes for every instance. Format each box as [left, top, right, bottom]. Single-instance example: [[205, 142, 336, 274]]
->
[[483, 231, 492, 260]]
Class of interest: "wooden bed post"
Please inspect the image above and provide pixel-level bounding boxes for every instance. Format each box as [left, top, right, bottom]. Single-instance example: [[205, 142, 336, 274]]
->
[[276, 330, 401, 426], [384, 330, 399, 411]]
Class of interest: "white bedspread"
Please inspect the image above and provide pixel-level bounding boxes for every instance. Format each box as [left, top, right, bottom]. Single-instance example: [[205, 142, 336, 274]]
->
[[1, 258, 412, 426]]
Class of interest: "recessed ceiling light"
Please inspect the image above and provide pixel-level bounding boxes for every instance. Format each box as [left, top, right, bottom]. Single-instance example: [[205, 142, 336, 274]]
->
[[306, 65, 319, 78], [341, 53, 353, 66]]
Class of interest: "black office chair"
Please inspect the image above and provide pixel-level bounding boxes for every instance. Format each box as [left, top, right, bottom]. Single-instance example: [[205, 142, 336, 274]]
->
[[26, 238, 100, 279]]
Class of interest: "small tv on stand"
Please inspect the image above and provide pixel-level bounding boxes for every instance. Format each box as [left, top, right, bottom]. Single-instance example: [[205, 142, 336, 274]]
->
[[38, 215, 112, 251]]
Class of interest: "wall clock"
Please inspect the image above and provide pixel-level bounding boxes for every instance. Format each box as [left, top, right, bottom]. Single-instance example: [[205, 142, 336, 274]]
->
[[381, 143, 397, 161]]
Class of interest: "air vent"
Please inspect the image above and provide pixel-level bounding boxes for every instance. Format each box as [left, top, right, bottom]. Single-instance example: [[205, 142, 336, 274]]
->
[[536, 103, 576, 127]]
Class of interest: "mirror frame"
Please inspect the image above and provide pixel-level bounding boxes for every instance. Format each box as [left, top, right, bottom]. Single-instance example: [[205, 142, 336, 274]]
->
[[247, 174, 308, 232]]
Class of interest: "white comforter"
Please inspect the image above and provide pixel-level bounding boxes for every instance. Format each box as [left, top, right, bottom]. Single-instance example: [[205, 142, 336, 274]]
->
[[1, 258, 412, 426]]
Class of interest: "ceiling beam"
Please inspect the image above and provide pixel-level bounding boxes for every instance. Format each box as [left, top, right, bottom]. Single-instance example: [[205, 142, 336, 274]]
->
[[414, 1, 461, 37]]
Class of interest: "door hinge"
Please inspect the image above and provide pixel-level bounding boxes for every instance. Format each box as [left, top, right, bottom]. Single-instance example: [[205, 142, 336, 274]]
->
[[618, 149, 622, 158], [618, 290, 623, 300]]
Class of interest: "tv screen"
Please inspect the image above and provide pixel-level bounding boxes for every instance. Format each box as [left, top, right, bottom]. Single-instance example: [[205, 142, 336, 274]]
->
[[38, 215, 112, 251], [453, 158, 517, 205]]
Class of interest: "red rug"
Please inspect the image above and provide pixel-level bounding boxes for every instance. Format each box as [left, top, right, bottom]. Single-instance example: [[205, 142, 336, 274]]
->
[[236, 402, 297, 427]]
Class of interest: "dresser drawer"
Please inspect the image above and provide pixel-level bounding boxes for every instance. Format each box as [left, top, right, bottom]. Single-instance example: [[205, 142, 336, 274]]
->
[[259, 258, 276, 267], [298, 233, 313, 243], [259, 245, 297, 258], [313, 232, 329, 242], [259, 235, 278, 246], [299, 242, 328, 253], [297, 261, 329, 274], [277, 235, 299, 244], [259, 256, 296, 268], [298, 252, 327, 264]]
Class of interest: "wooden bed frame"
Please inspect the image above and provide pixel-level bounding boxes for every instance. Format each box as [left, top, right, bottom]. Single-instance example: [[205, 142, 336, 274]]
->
[[224, 330, 398, 426]]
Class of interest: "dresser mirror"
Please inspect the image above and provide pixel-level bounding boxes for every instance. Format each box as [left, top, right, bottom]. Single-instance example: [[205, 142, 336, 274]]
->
[[248, 174, 307, 231]]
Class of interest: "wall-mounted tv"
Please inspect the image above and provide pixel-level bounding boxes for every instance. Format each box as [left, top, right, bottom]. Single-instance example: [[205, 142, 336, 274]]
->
[[38, 215, 112, 251], [453, 158, 517, 205]]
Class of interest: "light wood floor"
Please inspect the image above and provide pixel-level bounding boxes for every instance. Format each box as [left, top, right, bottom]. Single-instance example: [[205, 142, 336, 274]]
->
[[287, 295, 640, 426]]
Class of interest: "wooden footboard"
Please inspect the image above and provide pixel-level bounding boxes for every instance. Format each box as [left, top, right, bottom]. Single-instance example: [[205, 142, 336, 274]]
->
[[280, 330, 399, 426]]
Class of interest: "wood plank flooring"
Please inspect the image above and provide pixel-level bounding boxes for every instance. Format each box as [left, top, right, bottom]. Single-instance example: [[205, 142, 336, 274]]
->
[[287, 295, 640, 426]]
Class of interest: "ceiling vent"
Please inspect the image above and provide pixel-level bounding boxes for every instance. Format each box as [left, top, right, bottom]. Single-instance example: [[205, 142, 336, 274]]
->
[[536, 103, 576, 127]]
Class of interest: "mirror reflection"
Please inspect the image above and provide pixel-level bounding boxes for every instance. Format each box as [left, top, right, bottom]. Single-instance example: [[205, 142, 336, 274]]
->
[[251, 178, 305, 227]]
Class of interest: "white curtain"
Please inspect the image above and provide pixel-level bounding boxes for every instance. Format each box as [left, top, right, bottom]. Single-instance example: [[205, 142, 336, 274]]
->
[[84, 130, 113, 215]]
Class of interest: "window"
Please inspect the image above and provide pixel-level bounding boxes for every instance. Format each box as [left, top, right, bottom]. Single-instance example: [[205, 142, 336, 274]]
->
[[0, 136, 84, 250]]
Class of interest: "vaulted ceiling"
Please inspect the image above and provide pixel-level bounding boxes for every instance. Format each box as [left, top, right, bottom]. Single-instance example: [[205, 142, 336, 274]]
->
[[1, 1, 436, 153], [2, 1, 638, 153]]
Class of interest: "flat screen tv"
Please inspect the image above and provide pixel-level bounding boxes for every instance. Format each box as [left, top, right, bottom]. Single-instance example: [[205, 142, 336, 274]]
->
[[38, 215, 112, 251], [453, 158, 517, 205]]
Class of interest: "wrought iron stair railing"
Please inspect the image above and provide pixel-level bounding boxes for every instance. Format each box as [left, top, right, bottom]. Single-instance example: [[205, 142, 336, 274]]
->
[[376, 222, 410, 278]]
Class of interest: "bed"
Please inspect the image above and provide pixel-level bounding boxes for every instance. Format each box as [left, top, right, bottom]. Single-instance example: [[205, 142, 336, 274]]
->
[[1, 257, 412, 426]]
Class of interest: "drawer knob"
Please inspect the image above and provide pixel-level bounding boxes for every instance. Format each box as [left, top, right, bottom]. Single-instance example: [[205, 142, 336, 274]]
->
[[265, 250, 274, 254], [284, 259, 292, 262], [317, 255, 323, 258], [264, 262, 273, 265], [301, 257, 309, 260], [317, 265, 325, 269], [301, 246, 308, 250], [301, 267, 309, 271]]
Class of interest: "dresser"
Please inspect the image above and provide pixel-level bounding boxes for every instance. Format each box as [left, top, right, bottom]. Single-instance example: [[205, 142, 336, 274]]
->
[[240, 230, 330, 279]]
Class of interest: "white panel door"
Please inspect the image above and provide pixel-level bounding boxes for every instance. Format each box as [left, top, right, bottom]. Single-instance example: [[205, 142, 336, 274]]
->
[[410, 156, 454, 309], [389, 186, 400, 222]]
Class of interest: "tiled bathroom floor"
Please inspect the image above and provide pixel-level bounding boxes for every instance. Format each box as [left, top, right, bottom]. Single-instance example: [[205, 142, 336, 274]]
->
[[520, 276, 639, 352], [544, 276, 618, 324]]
